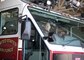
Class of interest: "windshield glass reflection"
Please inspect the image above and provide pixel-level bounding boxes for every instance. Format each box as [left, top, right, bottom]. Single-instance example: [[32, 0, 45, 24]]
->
[[31, 15, 84, 47], [37, 20, 84, 47]]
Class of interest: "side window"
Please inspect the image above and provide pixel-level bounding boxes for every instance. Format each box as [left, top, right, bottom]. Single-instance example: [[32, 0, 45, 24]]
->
[[0, 8, 18, 35]]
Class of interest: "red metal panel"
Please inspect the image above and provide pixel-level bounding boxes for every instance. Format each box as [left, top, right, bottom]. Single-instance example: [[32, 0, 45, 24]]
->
[[18, 50, 22, 60], [50, 50, 53, 60], [0, 37, 18, 60]]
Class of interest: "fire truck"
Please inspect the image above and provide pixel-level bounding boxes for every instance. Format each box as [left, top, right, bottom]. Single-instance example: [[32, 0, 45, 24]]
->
[[0, 0, 84, 60]]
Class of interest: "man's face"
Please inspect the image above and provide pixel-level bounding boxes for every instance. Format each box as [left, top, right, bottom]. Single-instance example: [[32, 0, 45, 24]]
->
[[45, 23, 51, 32], [58, 31, 66, 37]]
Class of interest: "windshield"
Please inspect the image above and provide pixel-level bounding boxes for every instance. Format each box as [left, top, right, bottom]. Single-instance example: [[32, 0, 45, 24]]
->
[[36, 19, 84, 47], [29, 7, 84, 47]]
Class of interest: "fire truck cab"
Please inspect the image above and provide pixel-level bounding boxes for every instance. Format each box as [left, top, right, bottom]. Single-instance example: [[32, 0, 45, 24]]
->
[[0, 0, 84, 60]]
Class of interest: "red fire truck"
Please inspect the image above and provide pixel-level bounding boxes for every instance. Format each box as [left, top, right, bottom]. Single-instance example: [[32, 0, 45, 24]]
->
[[0, 0, 84, 60]]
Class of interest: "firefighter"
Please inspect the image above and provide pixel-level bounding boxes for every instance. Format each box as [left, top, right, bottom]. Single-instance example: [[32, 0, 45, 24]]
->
[[52, 26, 81, 47]]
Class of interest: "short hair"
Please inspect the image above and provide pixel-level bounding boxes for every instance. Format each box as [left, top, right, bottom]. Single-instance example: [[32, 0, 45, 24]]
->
[[56, 27, 67, 34], [45, 23, 51, 31]]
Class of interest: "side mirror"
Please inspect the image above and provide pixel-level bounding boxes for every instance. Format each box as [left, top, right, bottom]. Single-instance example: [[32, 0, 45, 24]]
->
[[43, 32, 54, 42], [48, 32, 54, 42], [21, 17, 31, 40]]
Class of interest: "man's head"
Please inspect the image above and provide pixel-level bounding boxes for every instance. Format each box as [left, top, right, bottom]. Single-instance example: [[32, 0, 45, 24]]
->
[[56, 27, 67, 37], [45, 23, 51, 32]]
